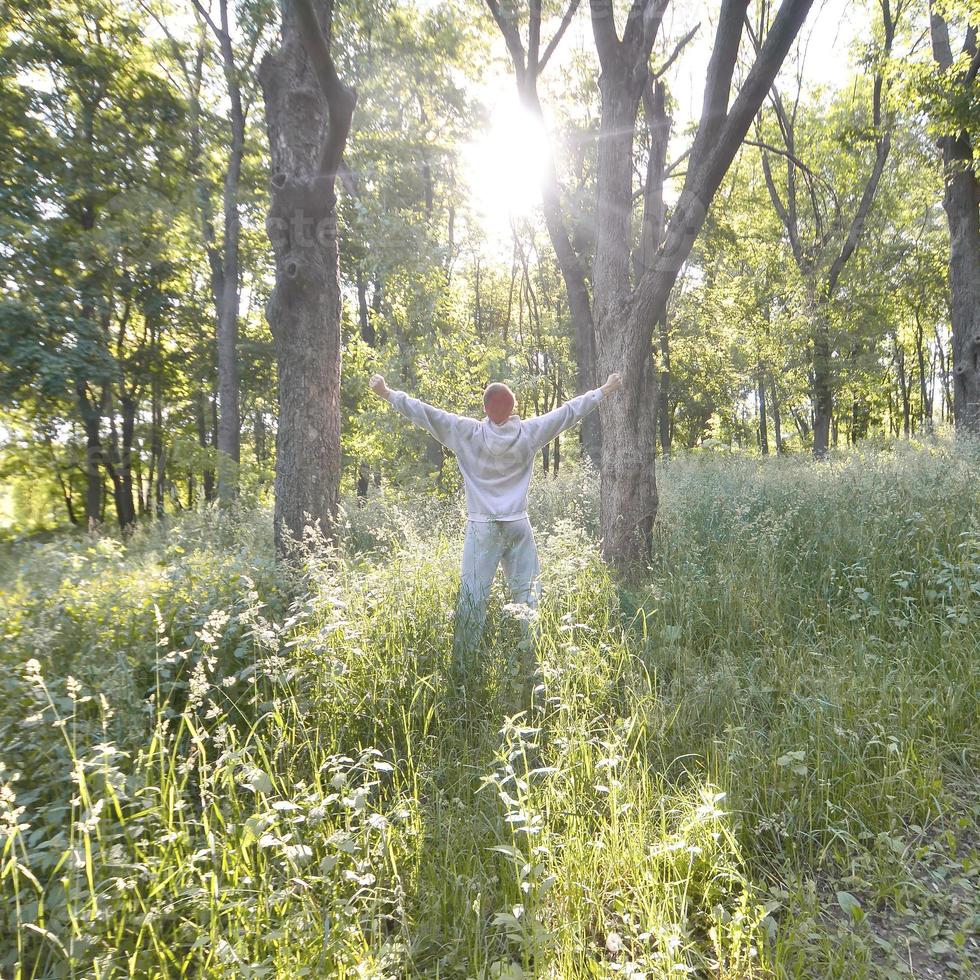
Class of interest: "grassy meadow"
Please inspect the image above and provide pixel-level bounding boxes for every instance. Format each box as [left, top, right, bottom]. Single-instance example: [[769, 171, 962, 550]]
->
[[1, 443, 978, 978]]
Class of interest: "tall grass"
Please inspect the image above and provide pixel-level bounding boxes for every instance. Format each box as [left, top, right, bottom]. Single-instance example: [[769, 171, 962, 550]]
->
[[1, 441, 978, 978]]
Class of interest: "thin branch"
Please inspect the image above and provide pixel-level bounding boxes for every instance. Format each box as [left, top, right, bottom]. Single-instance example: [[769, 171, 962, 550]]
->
[[651, 23, 699, 80], [665, 146, 690, 175], [539, 0, 582, 72], [189, 0, 223, 41], [743, 138, 823, 183]]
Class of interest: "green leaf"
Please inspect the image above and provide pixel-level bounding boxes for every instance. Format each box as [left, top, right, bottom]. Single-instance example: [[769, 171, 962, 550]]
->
[[836, 890, 864, 923]]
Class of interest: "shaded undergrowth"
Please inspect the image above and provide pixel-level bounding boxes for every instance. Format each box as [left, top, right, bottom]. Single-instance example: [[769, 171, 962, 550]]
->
[[1, 442, 978, 977]]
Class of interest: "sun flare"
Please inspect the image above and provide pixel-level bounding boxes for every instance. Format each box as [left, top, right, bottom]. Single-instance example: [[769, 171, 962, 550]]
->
[[464, 95, 552, 244]]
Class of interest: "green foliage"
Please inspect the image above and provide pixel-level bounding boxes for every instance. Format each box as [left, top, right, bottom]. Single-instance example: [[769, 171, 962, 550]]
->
[[2, 446, 978, 977]]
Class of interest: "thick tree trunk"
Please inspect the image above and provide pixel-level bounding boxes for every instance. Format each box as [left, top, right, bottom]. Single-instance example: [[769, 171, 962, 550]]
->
[[260, 0, 355, 555], [266, 208, 343, 551], [599, 328, 659, 566], [929, 6, 980, 435], [594, 84, 656, 565], [942, 150, 980, 433], [216, 272, 241, 503]]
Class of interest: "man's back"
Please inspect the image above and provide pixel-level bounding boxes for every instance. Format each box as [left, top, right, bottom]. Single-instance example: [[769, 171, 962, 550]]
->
[[386, 387, 606, 522]]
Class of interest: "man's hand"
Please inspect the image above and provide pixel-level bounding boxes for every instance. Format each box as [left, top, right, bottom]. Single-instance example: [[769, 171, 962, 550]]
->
[[370, 373, 391, 401], [601, 372, 623, 397]]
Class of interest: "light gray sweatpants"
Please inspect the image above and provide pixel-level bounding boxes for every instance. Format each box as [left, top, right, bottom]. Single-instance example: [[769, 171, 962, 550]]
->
[[453, 518, 541, 658]]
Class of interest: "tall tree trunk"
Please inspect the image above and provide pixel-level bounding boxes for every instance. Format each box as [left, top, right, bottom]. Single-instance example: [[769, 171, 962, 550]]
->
[[757, 365, 769, 455], [254, 410, 267, 465], [935, 322, 953, 422], [593, 77, 656, 565], [77, 388, 103, 529], [656, 320, 672, 457], [259, 0, 355, 555], [812, 320, 833, 456], [192, 0, 244, 502], [196, 392, 216, 502], [791, 405, 810, 441], [118, 392, 138, 528], [757, 0, 898, 457], [770, 373, 784, 453], [355, 267, 375, 345], [105, 400, 130, 530], [944, 157, 980, 432], [57, 471, 79, 526], [355, 265, 374, 504], [149, 356, 165, 519], [929, 6, 980, 435], [487, 0, 813, 569], [915, 309, 933, 431], [895, 339, 912, 437]]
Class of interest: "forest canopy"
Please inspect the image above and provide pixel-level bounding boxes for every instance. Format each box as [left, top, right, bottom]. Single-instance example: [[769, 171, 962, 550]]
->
[[0, 0, 977, 546]]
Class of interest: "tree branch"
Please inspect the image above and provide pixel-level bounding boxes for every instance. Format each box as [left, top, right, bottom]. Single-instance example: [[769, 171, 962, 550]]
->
[[539, 0, 582, 72], [635, 77, 670, 276], [645, 0, 816, 306], [651, 23, 699, 79], [528, 0, 542, 72], [624, 0, 669, 59], [589, 0, 621, 71], [293, 0, 356, 182], [189, 0, 223, 42], [485, 0, 527, 79], [686, 0, 749, 178], [757, 141, 805, 267], [825, 0, 898, 294]]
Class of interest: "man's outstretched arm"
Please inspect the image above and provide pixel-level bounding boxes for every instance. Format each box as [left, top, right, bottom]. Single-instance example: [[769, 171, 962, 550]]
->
[[370, 374, 472, 450], [524, 373, 622, 451]]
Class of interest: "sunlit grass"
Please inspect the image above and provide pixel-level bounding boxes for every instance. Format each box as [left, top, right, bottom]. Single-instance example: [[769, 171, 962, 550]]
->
[[1, 441, 978, 977]]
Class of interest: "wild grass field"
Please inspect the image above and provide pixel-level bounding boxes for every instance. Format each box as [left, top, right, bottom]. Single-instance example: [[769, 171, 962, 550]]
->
[[1, 444, 978, 979]]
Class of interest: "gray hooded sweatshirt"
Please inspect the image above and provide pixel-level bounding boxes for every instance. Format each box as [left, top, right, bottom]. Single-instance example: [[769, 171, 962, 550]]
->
[[388, 387, 605, 522]]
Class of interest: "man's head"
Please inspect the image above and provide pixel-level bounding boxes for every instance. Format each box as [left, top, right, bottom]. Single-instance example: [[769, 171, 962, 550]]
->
[[483, 382, 516, 424]]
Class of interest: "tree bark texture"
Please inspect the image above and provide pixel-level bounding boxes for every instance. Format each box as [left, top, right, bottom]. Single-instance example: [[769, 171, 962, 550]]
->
[[260, 0, 355, 555], [589, 0, 814, 568], [929, 6, 980, 435]]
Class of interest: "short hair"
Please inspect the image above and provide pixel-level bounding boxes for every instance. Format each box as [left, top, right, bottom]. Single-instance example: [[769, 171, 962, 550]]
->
[[483, 382, 515, 416]]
